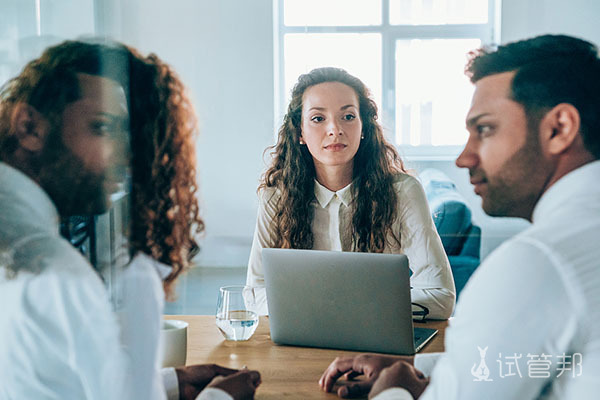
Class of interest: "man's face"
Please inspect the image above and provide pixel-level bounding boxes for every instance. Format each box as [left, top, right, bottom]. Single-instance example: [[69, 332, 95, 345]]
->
[[38, 73, 129, 216], [456, 71, 552, 220]]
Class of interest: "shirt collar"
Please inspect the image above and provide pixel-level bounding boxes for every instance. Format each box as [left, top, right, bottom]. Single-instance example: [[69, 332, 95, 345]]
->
[[314, 179, 354, 208], [532, 160, 600, 223], [0, 162, 60, 235]]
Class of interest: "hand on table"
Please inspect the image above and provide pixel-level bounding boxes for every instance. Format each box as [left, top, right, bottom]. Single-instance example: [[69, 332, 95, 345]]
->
[[369, 361, 429, 399], [206, 368, 261, 400], [319, 354, 414, 398], [175, 363, 240, 399]]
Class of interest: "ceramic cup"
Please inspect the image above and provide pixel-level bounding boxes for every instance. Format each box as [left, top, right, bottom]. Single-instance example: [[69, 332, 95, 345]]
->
[[160, 319, 188, 368]]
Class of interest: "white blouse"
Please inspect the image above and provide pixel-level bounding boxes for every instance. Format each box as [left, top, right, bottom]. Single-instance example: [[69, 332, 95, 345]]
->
[[246, 173, 456, 319]]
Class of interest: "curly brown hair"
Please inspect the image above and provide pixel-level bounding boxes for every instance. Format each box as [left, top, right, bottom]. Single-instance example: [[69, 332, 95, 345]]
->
[[0, 40, 204, 294], [262, 67, 405, 252], [125, 47, 204, 297]]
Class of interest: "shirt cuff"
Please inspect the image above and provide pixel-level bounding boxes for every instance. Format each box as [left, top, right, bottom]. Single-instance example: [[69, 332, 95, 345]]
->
[[371, 387, 414, 400], [414, 352, 442, 377], [161, 367, 179, 400], [196, 387, 234, 400]]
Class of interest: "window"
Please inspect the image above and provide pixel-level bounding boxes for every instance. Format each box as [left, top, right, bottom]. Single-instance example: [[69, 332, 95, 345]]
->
[[275, 0, 499, 159]]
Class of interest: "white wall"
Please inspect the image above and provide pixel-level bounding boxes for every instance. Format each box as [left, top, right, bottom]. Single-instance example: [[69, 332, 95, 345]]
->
[[0, 0, 95, 82], [501, 0, 600, 45], [99, 0, 275, 266], [95, 0, 600, 266]]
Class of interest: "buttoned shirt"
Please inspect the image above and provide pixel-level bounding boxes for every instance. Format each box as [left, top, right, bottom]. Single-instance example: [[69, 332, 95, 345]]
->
[[374, 160, 600, 399], [246, 173, 456, 319]]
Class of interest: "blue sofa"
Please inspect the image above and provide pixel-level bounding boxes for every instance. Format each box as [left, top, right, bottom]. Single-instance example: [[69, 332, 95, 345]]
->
[[419, 168, 481, 299]]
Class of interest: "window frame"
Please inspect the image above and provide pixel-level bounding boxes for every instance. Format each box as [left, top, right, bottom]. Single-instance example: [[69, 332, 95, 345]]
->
[[274, 0, 501, 160]]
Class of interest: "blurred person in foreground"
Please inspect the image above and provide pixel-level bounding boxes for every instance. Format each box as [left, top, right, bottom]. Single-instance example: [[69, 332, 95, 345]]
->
[[320, 34, 600, 400], [0, 40, 259, 400]]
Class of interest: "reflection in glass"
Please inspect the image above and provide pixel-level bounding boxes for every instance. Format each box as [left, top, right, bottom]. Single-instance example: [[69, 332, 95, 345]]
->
[[395, 38, 480, 146], [284, 33, 382, 109], [284, 0, 382, 26], [390, 0, 488, 25]]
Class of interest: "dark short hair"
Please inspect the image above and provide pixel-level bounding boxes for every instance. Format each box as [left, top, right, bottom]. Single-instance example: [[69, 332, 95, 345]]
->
[[466, 34, 600, 158]]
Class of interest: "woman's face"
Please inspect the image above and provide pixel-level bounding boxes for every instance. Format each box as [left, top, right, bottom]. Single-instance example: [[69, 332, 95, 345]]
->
[[300, 81, 362, 176]]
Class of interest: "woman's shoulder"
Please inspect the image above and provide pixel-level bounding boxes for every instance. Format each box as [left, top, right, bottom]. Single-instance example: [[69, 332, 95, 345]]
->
[[258, 185, 282, 203], [391, 171, 422, 191]]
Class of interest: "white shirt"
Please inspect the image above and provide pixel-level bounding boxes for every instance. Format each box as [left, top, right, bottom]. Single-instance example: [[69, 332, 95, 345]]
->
[[117, 253, 232, 400], [374, 160, 600, 400], [0, 162, 231, 400], [246, 173, 456, 319], [0, 162, 129, 399]]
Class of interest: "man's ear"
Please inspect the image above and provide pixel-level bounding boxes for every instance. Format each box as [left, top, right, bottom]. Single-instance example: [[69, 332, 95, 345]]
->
[[10, 103, 50, 153], [538, 103, 581, 156]]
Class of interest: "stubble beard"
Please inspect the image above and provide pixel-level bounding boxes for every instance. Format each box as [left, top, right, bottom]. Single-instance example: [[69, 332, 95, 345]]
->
[[481, 133, 551, 220], [35, 129, 110, 217]]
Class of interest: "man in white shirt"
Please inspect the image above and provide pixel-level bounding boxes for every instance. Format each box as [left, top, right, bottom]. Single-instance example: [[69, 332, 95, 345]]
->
[[319, 34, 600, 399], [0, 41, 259, 400]]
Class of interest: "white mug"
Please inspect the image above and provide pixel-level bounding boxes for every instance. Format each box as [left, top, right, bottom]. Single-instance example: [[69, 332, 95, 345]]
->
[[160, 319, 188, 368]]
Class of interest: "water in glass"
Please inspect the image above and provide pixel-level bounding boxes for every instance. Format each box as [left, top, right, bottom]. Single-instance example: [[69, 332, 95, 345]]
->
[[216, 285, 259, 341]]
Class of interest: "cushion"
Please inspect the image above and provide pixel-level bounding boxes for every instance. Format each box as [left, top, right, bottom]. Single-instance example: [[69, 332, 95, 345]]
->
[[419, 168, 472, 255]]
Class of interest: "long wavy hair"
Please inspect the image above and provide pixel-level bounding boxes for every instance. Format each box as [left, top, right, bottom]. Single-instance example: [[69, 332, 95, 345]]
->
[[262, 67, 405, 252], [0, 40, 204, 290], [0, 41, 203, 292], [126, 47, 204, 297]]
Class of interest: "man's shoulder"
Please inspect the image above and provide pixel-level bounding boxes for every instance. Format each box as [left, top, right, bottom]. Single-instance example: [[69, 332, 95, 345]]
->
[[484, 228, 552, 265], [5, 233, 106, 301]]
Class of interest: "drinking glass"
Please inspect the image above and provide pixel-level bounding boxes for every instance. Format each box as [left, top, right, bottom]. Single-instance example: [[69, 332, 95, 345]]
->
[[215, 285, 259, 341]]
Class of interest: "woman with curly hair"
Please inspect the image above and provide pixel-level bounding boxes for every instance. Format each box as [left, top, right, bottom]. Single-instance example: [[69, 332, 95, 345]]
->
[[0, 38, 259, 399], [117, 44, 261, 399], [246, 67, 455, 319]]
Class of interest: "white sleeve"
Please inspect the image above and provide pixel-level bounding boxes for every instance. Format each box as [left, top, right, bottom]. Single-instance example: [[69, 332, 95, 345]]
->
[[246, 189, 278, 316], [397, 176, 456, 319], [195, 387, 234, 400], [116, 254, 166, 400], [414, 353, 442, 377], [363, 354, 443, 400], [161, 367, 179, 400], [371, 387, 415, 400], [419, 238, 578, 400]]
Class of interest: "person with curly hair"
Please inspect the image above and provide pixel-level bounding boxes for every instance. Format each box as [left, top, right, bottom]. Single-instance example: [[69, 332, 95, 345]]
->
[[118, 44, 261, 400], [0, 40, 259, 400], [246, 67, 455, 320]]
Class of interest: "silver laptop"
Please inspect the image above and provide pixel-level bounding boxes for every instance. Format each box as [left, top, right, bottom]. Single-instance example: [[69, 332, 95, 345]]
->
[[262, 248, 437, 355]]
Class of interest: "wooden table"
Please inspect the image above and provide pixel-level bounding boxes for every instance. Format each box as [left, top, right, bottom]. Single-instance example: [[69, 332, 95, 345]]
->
[[165, 315, 447, 399]]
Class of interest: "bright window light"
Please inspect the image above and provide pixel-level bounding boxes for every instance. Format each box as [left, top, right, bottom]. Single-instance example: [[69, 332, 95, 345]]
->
[[284, 0, 382, 26], [390, 0, 488, 25], [278, 0, 497, 157], [284, 33, 382, 110], [395, 38, 480, 146]]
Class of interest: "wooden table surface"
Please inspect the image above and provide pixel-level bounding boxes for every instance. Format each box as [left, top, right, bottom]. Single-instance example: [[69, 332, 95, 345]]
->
[[165, 315, 447, 399]]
